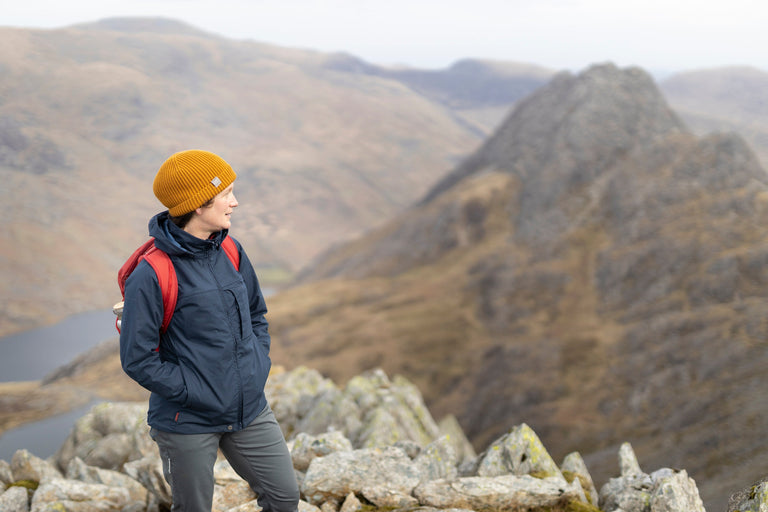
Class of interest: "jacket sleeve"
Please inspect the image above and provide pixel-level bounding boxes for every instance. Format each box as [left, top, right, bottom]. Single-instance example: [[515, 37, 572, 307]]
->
[[234, 240, 272, 353], [119, 261, 188, 403]]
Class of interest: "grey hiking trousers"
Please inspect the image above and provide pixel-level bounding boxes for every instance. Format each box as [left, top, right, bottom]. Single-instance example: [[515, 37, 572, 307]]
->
[[150, 404, 300, 512]]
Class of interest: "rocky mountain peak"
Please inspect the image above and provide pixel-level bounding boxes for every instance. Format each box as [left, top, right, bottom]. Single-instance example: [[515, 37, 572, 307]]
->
[[298, 63, 702, 280], [274, 63, 768, 512], [424, 64, 687, 212]]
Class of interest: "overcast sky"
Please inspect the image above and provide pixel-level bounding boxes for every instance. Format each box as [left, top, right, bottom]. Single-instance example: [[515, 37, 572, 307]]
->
[[5, 0, 767, 75]]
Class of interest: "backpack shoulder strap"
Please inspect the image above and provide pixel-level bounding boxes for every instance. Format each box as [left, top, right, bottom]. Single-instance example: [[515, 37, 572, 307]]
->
[[117, 238, 177, 334], [142, 245, 177, 334], [118, 238, 156, 298], [222, 235, 241, 270], [117, 236, 236, 335]]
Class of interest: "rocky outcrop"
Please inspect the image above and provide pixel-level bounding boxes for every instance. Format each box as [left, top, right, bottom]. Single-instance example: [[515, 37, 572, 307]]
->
[[726, 476, 768, 512], [0, 366, 712, 511], [266, 63, 768, 512], [599, 443, 705, 512]]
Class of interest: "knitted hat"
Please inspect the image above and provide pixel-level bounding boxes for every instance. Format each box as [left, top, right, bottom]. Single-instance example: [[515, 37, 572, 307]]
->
[[153, 150, 237, 217]]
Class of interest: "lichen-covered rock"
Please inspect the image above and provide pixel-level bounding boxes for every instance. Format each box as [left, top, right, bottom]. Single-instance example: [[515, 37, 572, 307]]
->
[[599, 471, 654, 511], [65, 456, 148, 504], [54, 401, 149, 472], [319, 500, 339, 512], [290, 431, 354, 472], [414, 474, 584, 511], [0, 485, 30, 512], [388, 373, 443, 442], [599, 444, 706, 512], [301, 446, 420, 505], [267, 367, 445, 451], [413, 435, 459, 482], [5, 367, 712, 512], [347, 370, 442, 448], [265, 366, 339, 437], [339, 492, 362, 512], [294, 388, 363, 441], [472, 423, 562, 480], [122, 454, 171, 509], [561, 451, 599, 507], [394, 439, 422, 459], [420, 509, 475, 512], [267, 367, 444, 452], [0, 458, 13, 490], [619, 442, 643, 477], [10, 449, 62, 484], [360, 485, 419, 508], [30, 477, 134, 511], [438, 414, 477, 465], [227, 500, 263, 512], [355, 406, 405, 447], [212, 480, 256, 512], [344, 369, 391, 411], [726, 476, 768, 512], [298, 500, 322, 512], [649, 468, 706, 512], [226, 497, 322, 512]]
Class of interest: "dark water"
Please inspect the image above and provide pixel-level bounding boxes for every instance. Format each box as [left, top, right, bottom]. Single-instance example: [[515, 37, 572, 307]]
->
[[0, 309, 117, 382], [0, 400, 102, 462], [0, 309, 116, 461]]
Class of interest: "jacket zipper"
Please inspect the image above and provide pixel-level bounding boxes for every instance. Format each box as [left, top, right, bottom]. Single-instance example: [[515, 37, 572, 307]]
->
[[209, 243, 244, 429]]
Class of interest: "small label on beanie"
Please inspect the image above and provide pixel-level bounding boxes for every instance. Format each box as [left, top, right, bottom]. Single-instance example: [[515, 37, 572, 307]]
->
[[211, 176, 222, 187]]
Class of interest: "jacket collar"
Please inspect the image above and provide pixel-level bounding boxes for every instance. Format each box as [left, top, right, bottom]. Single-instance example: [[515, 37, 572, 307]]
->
[[148, 211, 228, 257]]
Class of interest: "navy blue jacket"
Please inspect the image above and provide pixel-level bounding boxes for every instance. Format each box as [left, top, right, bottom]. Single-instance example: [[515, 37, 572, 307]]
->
[[119, 211, 271, 433]]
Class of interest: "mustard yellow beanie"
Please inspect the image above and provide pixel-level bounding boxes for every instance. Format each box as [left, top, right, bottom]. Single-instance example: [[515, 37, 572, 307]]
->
[[153, 150, 237, 217]]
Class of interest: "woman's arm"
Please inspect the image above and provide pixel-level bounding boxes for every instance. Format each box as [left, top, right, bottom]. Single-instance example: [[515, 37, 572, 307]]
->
[[119, 262, 188, 403]]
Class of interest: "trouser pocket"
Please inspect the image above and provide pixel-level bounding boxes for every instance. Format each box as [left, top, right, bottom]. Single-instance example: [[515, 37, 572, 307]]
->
[[150, 427, 221, 512]]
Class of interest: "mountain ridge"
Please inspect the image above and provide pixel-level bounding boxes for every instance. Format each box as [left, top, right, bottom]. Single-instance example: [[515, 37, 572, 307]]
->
[[267, 64, 768, 512], [5, 20, 768, 512], [4, 20, 768, 338], [71, 16, 219, 37], [0, 19, 551, 336], [297, 64, 690, 280]]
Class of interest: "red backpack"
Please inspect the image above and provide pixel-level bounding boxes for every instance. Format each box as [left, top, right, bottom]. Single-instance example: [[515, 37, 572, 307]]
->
[[114, 236, 240, 333]]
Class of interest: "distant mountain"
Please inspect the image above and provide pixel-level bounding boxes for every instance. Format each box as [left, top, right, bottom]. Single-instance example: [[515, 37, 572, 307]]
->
[[325, 54, 553, 109], [323, 54, 554, 135], [0, 19, 551, 336], [72, 17, 217, 37], [267, 64, 768, 512], [8, 17, 768, 512], [661, 66, 768, 168]]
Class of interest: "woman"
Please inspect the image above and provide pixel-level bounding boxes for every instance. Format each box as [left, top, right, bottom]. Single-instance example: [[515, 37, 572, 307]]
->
[[119, 149, 300, 512]]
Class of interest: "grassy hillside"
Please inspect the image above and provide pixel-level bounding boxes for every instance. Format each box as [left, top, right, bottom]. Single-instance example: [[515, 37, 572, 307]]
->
[[265, 65, 768, 512], [0, 19, 551, 336]]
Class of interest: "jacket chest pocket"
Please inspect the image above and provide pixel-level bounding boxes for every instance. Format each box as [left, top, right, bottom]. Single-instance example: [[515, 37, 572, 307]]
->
[[222, 281, 251, 339]]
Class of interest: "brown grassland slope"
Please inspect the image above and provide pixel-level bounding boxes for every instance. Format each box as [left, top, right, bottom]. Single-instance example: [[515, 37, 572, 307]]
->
[[0, 18, 550, 336], [6, 20, 768, 512], [266, 64, 768, 512]]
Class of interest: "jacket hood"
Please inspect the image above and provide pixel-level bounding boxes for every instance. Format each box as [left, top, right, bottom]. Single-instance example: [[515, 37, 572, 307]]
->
[[148, 211, 229, 257]]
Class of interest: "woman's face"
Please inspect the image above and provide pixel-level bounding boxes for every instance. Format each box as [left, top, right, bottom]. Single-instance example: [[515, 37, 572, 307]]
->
[[186, 184, 238, 239]]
